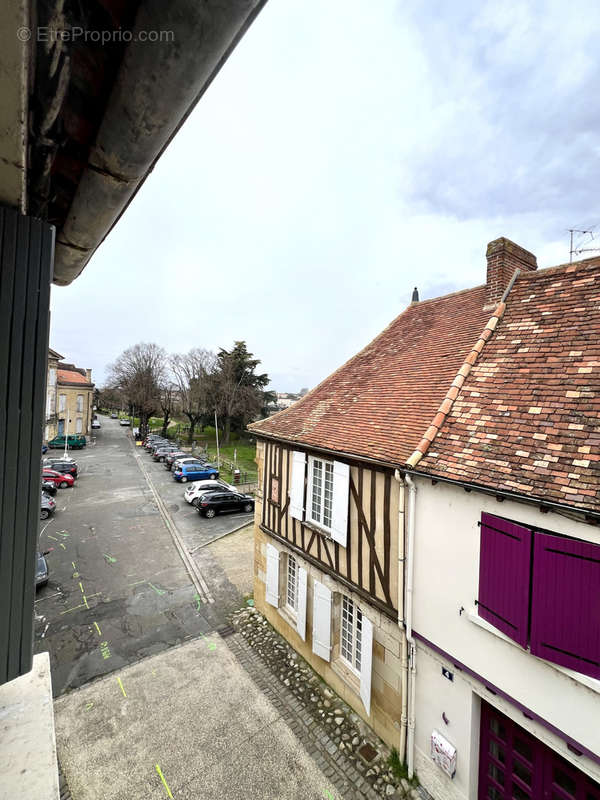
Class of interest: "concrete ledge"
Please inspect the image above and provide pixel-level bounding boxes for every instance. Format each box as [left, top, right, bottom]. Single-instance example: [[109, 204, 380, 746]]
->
[[0, 651, 59, 799]]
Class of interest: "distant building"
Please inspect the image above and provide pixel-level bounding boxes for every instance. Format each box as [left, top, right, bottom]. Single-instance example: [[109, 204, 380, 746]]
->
[[45, 349, 94, 441]]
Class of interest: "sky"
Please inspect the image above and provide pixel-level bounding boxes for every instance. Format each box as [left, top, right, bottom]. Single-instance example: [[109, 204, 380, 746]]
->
[[50, 0, 600, 391]]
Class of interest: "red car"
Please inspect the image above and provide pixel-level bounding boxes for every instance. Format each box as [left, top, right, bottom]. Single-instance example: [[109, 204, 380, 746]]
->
[[42, 469, 74, 489]]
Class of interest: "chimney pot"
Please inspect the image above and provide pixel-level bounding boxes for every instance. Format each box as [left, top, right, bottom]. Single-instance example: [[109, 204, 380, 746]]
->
[[486, 237, 537, 307], [411, 287, 420, 303]]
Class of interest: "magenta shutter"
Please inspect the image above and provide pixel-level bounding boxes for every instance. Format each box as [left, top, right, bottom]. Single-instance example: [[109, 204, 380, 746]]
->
[[530, 532, 600, 680], [478, 513, 532, 648]]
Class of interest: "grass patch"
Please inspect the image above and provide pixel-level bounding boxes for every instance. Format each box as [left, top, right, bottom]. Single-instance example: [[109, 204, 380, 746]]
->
[[387, 748, 419, 786]]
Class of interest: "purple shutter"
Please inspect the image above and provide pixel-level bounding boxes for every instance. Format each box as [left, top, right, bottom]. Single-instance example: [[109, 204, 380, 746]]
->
[[530, 532, 600, 680], [478, 513, 532, 648]]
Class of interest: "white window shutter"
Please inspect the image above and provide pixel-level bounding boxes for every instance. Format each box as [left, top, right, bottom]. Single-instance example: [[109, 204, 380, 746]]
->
[[312, 581, 332, 661], [331, 461, 350, 547], [265, 543, 280, 607], [360, 614, 374, 716], [296, 567, 307, 641], [289, 451, 306, 521]]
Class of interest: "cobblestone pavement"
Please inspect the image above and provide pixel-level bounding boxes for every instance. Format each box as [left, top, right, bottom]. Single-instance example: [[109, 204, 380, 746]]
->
[[230, 608, 426, 800]]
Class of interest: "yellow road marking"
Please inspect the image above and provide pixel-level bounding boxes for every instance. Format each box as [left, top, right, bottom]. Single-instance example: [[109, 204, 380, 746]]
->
[[117, 677, 127, 698], [83, 595, 89, 609], [72, 561, 77, 569], [93, 621, 102, 636], [155, 764, 173, 799], [79, 581, 84, 593]]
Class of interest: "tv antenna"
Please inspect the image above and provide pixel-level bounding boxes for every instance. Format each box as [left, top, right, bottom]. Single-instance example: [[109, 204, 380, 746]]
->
[[568, 227, 600, 262]]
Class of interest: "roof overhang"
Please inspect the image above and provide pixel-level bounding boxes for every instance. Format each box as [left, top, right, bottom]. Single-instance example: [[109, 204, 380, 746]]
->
[[0, 0, 268, 285]]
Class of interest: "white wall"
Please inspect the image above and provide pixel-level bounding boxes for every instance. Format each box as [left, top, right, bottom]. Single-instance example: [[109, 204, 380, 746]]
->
[[412, 478, 600, 797]]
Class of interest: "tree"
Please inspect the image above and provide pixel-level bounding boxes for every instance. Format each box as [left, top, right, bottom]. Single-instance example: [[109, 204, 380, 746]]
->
[[159, 382, 177, 437], [106, 343, 166, 436], [213, 341, 273, 444], [170, 348, 216, 443]]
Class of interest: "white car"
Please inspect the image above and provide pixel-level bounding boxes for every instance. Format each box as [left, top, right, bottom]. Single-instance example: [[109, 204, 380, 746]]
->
[[184, 479, 237, 507], [92, 419, 101, 429], [119, 419, 131, 426]]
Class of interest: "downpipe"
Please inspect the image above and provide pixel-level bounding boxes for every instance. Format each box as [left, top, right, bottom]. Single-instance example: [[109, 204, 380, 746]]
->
[[404, 472, 417, 780], [394, 469, 408, 762]]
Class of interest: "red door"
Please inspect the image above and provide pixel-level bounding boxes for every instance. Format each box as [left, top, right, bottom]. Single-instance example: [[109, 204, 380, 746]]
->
[[479, 702, 600, 800]]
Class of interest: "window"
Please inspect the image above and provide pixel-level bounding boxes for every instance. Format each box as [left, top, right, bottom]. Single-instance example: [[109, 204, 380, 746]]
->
[[76, 394, 83, 412], [308, 456, 334, 530], [76, 418, 83, 433], [59, 394, 66, 412], [340, 595, 363, 674], [286, 555, 298, 613], [478, 512, 600, 680], [290, 451, 350, 547]]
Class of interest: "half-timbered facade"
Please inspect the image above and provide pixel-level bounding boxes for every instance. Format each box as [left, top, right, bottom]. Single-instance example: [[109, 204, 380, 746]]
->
[[253, 436, 405, 745]]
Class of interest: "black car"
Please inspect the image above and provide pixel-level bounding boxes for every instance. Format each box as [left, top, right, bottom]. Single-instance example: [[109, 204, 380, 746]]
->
[[42, 480, 57, 496], [43, 459, 78, 478], [196, 492, 254, 518]]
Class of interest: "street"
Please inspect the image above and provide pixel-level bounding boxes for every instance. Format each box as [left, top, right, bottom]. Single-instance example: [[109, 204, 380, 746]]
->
[[38, 418, 343, 800], [34, 417, 253, 696]]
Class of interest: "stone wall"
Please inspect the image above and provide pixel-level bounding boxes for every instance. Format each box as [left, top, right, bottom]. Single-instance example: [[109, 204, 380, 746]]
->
[[254, 524, 405, 750]]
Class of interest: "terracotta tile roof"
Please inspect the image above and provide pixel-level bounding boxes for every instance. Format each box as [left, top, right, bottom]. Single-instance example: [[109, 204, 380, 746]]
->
[[418, 257, 600, 512], [57, 368, 91, 386], [250, 286, 493, 464]]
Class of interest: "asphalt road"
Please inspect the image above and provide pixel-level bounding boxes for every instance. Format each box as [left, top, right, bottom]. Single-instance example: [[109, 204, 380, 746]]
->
[[34, 418, 252, 696]]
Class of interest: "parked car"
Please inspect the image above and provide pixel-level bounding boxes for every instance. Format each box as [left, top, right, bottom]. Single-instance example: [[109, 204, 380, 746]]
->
[[42, 469, 74, 488], [164, 450, 189, 469], [153, 446, 179, 462], [92, 419, 101, 429], [184, 479, 237, 506], [173, 464, 219, 483], [42, 459, 78, 478], [110, 412, 118, 419], [196, 491, 254, 518], [41, 444, 48, 454], [35, 551, 50, 588], [42, 480, 57, 496], [40, 492, 56, 520], [119, 419, 131, 426], [48, 434, 86, 449], [171, 456, 207, 473]]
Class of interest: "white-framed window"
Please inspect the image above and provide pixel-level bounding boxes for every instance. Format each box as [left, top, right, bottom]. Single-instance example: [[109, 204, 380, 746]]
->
[[286, 555, 299, 613], [76, 418, 83, 433], [340, 595, 363, 675], [308, 456, 334, 531], [76, 394, 84, 412], [59, 394, 66, 412], [48, 367, 57, 386]]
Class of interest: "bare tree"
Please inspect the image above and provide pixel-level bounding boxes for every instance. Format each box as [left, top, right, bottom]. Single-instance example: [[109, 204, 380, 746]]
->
[[170, 348, 216, 443], [107, 343, 166, 436], [159, 382, 177, 437]]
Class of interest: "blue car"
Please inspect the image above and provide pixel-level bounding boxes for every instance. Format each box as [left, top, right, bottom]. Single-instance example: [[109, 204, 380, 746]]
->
[[42, 444, 48, 454], [173, 463, 219, 483]]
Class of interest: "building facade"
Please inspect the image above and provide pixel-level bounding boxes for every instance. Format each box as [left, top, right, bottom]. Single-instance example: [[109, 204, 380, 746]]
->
[[250, 238, 600, 800], [45, 350, 94, 442]]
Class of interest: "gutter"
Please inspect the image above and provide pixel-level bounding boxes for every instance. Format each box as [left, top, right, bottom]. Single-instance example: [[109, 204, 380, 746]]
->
[[407, 468, 600, 525]]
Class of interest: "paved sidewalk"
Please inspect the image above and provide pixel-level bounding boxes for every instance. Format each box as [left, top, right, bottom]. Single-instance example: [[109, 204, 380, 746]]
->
[[54, 632, 342, 800]]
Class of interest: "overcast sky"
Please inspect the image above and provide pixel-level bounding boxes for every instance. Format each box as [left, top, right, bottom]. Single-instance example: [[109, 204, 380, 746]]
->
[[50, 0, 600, 390]]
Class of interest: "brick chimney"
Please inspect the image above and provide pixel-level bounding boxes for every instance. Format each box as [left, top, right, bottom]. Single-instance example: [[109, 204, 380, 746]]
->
[[486, 237, 537, 308], [86, 368, 92, 383]]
